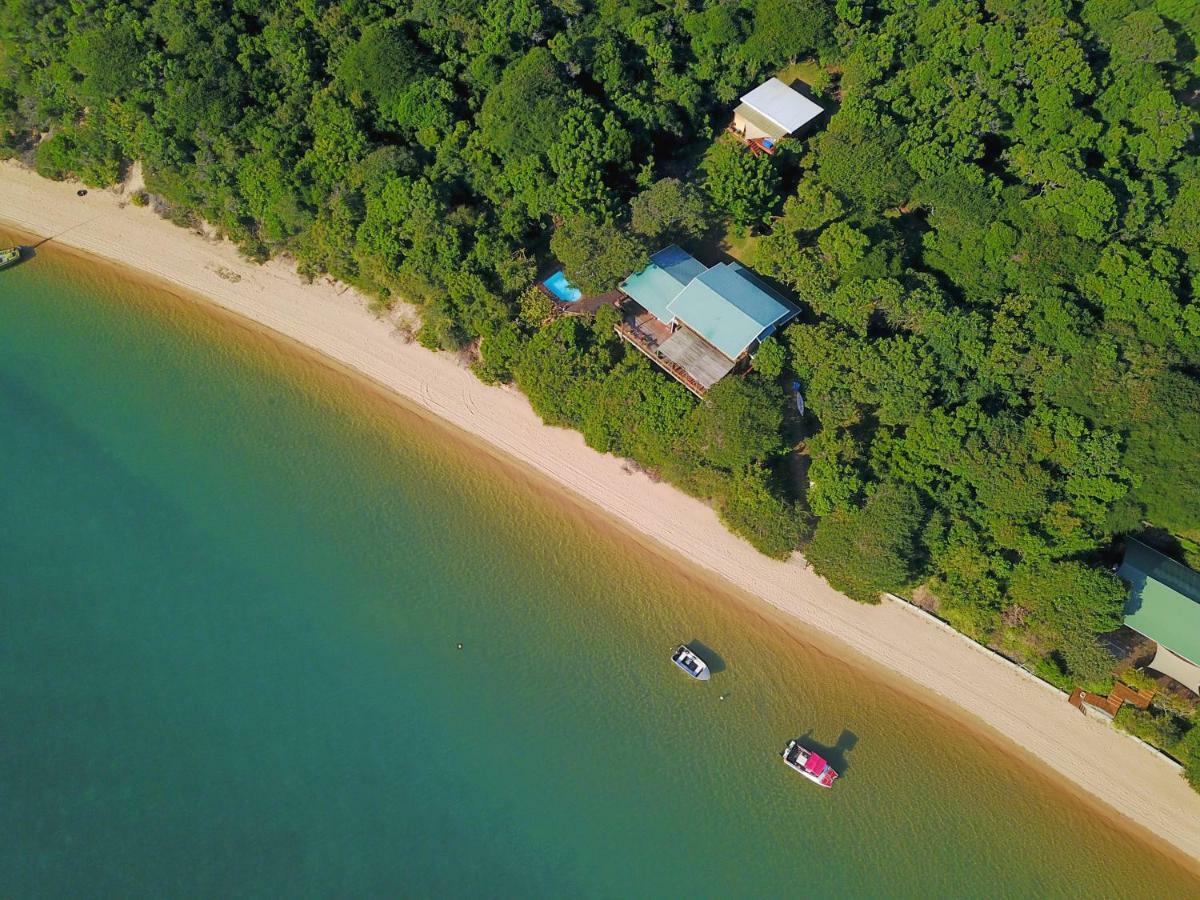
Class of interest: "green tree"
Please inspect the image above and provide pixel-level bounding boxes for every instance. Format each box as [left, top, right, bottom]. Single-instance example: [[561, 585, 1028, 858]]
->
[[703, 139, 780, 228], [1109, 10, 1176, 67], [742, 0, 834, 69], [550, 216, 647, 295], [814, 109, 915, 212], [805, 484, 926, 603], [630, 178, 710, 243], [478, 47, 570, 163], [817, 222, 870, 275], [752, 336, 787, 380], [337, 24, 452, 135], [694, 377, 786, 471], [66, 23, 144, 102], [1007, 561, 1127, 636], [547, 103, 631, 220], [475, 320, 524, 384], [517, 284, 556, 329]]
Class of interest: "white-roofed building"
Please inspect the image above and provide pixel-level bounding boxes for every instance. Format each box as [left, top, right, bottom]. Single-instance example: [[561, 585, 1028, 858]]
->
[[730, 77, 824, 154]]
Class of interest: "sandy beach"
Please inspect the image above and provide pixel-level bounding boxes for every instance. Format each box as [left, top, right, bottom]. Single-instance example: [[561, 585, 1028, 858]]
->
[[4, 161, 1200, 865]]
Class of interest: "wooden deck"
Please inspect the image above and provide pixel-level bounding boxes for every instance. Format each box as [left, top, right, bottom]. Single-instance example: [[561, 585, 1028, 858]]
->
[[1112, 682, 1155, 709], [1069, 683, 1155, 719], [540, 284, 623, 317], [726, 123, 779, 156], [1070, 688, 1120, 718], [658, 326, 737, 390], [615, 318, 711, 398]]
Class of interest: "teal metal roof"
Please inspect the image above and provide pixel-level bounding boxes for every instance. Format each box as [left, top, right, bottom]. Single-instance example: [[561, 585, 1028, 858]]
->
[[620, 246, 706, 323], [665, 263, 796, 360], [1121, 540, 1200, 665]]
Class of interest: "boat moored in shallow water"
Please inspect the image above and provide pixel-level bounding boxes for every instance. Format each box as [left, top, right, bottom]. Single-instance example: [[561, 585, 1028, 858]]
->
[[0, 247, 20, 270], [781, 739, 838, 788], [671, 645, 711, 680]]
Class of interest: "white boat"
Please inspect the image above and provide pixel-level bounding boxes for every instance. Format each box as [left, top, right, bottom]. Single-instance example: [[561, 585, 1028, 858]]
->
[[781, 739, 838, 788], [671, 645, 711, 681]]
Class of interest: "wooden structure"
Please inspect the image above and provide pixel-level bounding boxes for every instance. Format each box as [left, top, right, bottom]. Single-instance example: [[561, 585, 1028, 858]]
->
[[1069, 683, 1155, 719], [1112, 682, 1155, 709], [538, 285, 623, 317], [615, 311, 713, 398], [727, 124, 777, 157]]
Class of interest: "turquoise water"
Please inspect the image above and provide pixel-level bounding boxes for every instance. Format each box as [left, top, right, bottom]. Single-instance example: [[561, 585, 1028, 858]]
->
[[1, 237, 1197, 897], [542, 270, 581, 302]]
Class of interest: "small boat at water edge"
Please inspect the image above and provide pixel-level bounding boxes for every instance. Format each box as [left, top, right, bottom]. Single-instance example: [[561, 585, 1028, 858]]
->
[[0, 247, 21, 270], [671, 644, 711, 681], [781, 739, 837, 788]]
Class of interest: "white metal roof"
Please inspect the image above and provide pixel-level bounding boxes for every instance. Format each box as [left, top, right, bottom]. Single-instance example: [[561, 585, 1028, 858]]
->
[[739, 78, 823, 134]]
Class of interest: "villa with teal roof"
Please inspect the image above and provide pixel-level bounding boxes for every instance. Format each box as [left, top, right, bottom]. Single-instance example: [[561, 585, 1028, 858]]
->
[[1120, 540, 1200, 695], [616, 246, 798, 396]]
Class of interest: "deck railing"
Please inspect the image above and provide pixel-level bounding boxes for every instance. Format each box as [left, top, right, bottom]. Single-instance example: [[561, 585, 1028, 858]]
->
[[614, 321, 709, 398], [726, 123, 779, 156]]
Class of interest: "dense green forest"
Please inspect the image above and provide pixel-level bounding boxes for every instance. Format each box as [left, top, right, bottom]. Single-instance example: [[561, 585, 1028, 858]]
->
[[3, 0, 1200, 769]]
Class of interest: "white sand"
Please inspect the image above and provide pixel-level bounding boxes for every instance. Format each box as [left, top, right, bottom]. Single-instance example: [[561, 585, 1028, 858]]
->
[[4, 161, 1200, 864]]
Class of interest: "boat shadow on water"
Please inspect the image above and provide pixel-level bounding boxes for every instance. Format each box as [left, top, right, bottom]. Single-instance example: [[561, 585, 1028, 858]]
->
[[797, 728, 859, 777], [6, 228, 74, 268], [685, 639, 726, 674]]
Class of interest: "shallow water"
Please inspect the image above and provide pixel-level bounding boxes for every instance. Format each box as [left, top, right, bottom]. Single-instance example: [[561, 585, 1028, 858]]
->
[[1, 236, 1196, 897]]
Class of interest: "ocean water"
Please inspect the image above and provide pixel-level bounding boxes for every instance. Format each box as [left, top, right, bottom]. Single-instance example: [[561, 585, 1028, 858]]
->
[[1, 235, 1196, 897]]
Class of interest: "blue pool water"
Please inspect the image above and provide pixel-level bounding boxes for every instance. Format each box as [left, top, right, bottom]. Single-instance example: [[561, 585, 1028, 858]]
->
[[543, 270, 581, 303]]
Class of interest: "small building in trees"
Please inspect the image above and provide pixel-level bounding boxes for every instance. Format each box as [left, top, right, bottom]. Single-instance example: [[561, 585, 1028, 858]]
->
[[729, 77, 824, 155], [616, 246, 797, 397], [1119, 540, 1200, 695]]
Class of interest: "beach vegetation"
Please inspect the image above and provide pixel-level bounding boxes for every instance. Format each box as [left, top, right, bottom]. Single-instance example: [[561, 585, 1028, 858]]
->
[[695, 376, 787, 472], [805, 484, 926, 604], [1114, 704, 1200, 783]]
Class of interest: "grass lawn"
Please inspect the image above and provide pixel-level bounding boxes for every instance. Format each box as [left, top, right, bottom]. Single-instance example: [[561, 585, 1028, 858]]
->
[[776, 59, 824, 89], [685, 218, 763, 269], [719, 227, 762, 266]]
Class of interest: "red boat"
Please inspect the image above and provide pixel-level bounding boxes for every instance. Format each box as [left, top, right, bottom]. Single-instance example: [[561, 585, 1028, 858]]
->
[[781, 739, 838, 788]]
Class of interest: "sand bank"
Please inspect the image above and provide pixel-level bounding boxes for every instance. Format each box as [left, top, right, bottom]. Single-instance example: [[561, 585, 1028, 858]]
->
[[3, 161, 1200, 864]]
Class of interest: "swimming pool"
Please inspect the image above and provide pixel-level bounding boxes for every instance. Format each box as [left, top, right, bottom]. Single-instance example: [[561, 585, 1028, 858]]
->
[[542, 270, 582, 303]]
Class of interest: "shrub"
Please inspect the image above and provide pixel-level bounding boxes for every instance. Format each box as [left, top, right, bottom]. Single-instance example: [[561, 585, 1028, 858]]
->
[[1115, 706, 1185, 753], [752, 337, 787, 380], [1057, 629, 1116, 692], [1008, 561, 1127, 636], [1177, 726, 1200, 790], [475, 321, 524, 384], [718, 467, 809, 559], [806, 483, 926, 603]]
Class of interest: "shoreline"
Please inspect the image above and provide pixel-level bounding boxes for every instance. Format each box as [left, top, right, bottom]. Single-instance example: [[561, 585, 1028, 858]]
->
[[4, 162, 1200, 867]]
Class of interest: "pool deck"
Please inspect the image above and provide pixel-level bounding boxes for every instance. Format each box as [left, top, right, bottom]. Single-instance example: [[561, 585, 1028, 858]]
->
[[540, 284, 623, 316]]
